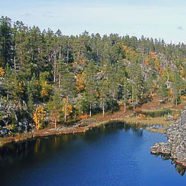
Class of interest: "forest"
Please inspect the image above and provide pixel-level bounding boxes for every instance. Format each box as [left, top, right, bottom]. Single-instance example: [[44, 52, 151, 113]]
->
[[0, 16, 186, 136]]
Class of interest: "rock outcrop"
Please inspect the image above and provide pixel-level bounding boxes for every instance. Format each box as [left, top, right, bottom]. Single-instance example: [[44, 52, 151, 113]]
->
[[0, 100, 34, 137], [151, 110, 186, 167]]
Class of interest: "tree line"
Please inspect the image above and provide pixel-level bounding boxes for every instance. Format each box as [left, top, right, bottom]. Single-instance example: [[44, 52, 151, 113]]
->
[[0, 16, 186, 132]]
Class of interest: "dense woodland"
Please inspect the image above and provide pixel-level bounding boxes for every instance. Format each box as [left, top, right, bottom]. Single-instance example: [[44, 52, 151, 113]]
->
[[0, 16, 186, 135]]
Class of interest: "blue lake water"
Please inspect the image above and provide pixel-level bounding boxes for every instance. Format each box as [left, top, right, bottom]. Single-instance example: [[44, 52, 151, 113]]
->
[[0, 124, 186, 186]]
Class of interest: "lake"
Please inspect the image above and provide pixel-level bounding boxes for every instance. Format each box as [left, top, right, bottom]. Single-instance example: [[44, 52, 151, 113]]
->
[[0, 123, 186, 186]]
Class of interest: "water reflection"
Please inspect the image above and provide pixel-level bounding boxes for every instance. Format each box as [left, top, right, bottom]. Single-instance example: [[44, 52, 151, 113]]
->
[[131, 127, 143, 137], [0, 122, 184, 176], [175, 163, 186, 176], [154, 154, 186, 176], [0, 123, 142, 165]]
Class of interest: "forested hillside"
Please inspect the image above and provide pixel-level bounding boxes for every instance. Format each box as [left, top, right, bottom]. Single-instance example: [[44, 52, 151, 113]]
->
[[0, 16, 186, 136]]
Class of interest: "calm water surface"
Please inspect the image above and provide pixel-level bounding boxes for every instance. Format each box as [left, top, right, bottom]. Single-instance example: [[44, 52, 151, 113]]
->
[[0, 124, 186, 186]]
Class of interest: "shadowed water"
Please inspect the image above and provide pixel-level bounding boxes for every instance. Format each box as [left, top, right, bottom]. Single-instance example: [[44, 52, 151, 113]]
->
[[0, 123, 186, 186]]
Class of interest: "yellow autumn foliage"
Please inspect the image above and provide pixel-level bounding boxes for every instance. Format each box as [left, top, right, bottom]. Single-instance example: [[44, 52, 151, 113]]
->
[[168, 88, 173, 97], [62, 98, 73, 116], [149, 52, 157, 59], [33, 105, 46, 130], [154, 59, 160, 70], [41, 87, 48, 97], [0, 67, 5, 77], [67, 104, 73, 114], [180, 66, 186, 78], [76, 73, 85, 92], [123, 45, 139, 61], [40, 81, 51, 98], [17, 81, 24, 94]]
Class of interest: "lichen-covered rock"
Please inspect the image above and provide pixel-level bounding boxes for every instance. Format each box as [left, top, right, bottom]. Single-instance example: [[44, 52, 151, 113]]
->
[[151, 110, 186, 168], [0, 100, 35, 137], [151, 142, 171, 155]]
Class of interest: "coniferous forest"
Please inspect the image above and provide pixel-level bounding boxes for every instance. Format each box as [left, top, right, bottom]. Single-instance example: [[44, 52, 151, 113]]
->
[[0, 16, 186, 136]]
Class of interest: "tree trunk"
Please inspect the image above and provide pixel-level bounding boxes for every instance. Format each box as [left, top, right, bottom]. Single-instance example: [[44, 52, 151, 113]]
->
[[123, 102, 126, 113], [67, 49, 69, 63], [132, 85, 134, 110], [13, 56, 16, 72], [64, 96, 68, 122], [53, 51, 57, 83], [64, 104, 67, 122], [54, 118, 57, 129], [102, 101, 105, 117], [58, 74, 61, 88], [175, 95, 178, 106], [89, 103, 92, 117]]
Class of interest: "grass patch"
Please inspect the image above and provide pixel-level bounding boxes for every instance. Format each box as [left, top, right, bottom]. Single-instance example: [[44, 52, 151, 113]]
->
[[123, 116, 172, 126], [137, 108, 172, 117]]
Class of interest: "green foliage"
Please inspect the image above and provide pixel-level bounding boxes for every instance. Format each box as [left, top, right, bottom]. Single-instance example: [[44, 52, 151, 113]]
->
[[0, 16, 13, 67], [47, 88, 63, 127], [158, 80, 168, 99], [0, 16, 186, 131]]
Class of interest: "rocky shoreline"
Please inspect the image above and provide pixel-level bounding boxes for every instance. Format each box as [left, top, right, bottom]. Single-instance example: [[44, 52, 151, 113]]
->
[[151, 110, 186, 168]]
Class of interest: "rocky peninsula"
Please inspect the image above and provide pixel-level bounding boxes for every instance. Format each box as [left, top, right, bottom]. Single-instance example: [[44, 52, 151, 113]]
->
[[151, 110, 186, 167]]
